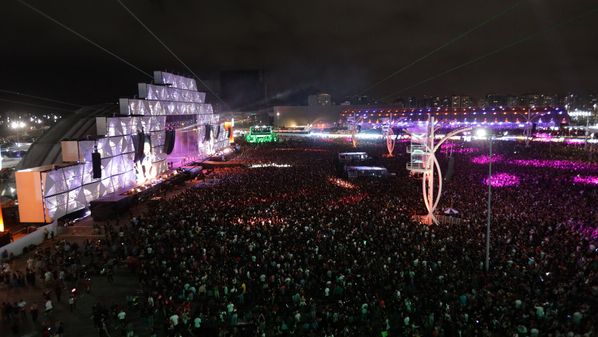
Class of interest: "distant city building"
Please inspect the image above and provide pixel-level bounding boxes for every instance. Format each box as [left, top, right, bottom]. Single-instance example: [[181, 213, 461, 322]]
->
[[428, 96, 451, 108], [541, 94, 558, 106], [308, 93, 332, 106], [505, 95, 519, 107], [519, 93, 541, 107], [391, 98, 406, 108], [450, 96, 460, 108], [485, 94, 507, 108], [407, 96, 417, 108], [344, 95, 372, 105], [417, 96, 433, 109], [441, 96, 451, 108], [450, 95, 473, 108], [564, 93, 597, 110], [379, 92, 595, 110]]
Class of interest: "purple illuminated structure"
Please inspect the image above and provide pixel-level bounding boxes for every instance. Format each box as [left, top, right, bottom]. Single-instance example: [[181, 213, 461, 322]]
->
[[483, 173, 520, 187], [340, 106, 569, 130]]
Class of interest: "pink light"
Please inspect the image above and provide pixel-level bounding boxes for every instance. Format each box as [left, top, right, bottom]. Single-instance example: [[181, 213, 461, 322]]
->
[[483, 173, 520, 187], [510, 159, 598, 171], [573, 175, 598, 185], [442, 143, 479, 154], [471, 154, 503, 165], [452, 147, 479, 154]]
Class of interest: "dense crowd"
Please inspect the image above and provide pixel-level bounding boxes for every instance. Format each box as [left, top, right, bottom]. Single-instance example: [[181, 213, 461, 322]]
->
[[2, 139, 597, 337], [1, 235, 109, 336], [104, 140, 596, 336]]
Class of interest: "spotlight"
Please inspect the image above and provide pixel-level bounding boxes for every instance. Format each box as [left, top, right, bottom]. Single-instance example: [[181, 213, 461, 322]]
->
[[475, 128, 488, 138]]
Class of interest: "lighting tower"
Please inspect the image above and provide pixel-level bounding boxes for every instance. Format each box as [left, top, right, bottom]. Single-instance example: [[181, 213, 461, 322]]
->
[[517, 105, 545, 147], [407, 115, 471, 224], [349, 114, 364, 148], [385, 126, 396, 157]]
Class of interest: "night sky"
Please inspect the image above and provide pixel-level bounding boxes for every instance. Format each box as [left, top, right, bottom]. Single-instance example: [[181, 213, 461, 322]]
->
[[1, 0, 597, 112]]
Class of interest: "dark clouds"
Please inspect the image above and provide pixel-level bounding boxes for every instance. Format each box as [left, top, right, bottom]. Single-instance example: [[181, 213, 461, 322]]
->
[[1, 0, 597, 111]]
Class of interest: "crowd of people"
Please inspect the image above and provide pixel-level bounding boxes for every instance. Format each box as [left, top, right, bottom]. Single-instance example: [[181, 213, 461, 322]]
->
[[0, 235, 110, 336], [99, 139, 596, 336], [1, 138, 596, 337]]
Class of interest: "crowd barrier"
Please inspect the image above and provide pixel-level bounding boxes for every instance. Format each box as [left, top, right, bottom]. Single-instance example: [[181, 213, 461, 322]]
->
[[0, 222, 58, 259]]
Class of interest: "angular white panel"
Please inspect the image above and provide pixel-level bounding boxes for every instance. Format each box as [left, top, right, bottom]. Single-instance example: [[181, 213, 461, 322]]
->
[[121, 99, 213, 116], [138, 84, 205, 103], [64, 165, 82, 190], [154, 71, 198, 91], [83, 182, 100, 203]]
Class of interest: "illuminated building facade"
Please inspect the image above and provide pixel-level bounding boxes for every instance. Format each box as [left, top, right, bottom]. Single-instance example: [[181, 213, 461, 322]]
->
[[340, 105, 570, 130]]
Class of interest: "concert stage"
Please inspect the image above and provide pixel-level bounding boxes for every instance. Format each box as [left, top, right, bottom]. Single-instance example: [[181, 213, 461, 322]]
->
[[15, 71, 230, 224]]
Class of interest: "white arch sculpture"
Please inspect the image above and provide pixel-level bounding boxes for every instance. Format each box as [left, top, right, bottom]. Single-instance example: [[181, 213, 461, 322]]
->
[[407, 116, 472, 225], [385, 126, 396, 157]]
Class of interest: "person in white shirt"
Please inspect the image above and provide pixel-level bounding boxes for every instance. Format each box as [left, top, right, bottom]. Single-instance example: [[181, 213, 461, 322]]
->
[[170, 314, 179, 327], [44, 271, 53, 283]]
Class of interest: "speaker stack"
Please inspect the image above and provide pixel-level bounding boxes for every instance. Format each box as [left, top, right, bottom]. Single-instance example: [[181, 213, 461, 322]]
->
[[204, 124, 212, 141], [92, 149, 102, 179], [163, 129, 176, 154], [133, 130, 146, 162]]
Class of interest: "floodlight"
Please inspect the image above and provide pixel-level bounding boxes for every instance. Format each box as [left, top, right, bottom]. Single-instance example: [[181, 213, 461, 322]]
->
[[475, 128, 488, 138]]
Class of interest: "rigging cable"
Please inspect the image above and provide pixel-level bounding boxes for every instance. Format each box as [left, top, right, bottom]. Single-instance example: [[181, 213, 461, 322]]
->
[[115, 0, 228, 106], [16, 0, 153, 79], [381, 5, 598, 101]]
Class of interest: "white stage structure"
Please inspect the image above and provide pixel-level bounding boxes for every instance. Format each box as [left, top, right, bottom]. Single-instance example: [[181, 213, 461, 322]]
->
[[407, 115, 471, 224], [16, 71, 229, 223]]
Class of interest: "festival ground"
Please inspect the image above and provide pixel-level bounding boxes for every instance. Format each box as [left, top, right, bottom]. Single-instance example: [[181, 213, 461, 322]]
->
[[0, 138, 596, 336]]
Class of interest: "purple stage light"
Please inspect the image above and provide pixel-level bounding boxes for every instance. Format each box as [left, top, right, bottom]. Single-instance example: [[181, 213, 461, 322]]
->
[[471, 154, 503, 164], [573, 175, 598, 185], [566, 219, 598, 240], [483, 173, 520, 187], [442, 143, 479, 154], [451, 147, 479, 154], [510, 159, 598, 171]]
